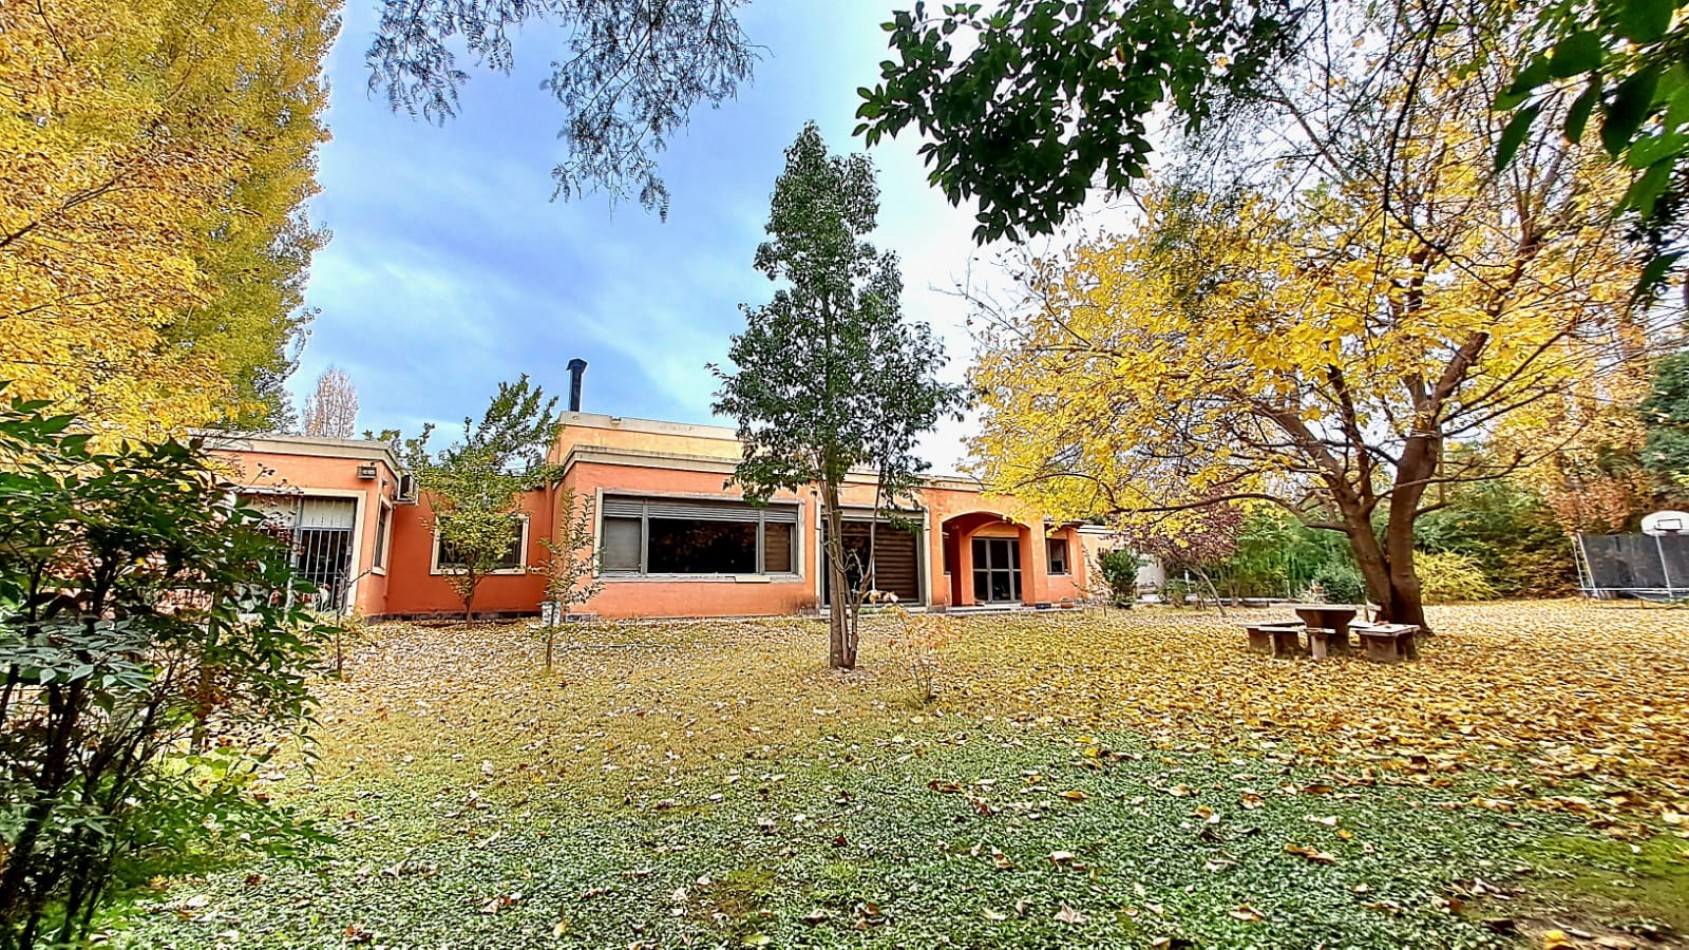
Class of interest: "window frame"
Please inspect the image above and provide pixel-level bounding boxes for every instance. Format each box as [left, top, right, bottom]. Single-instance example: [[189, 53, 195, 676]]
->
[[372, 500, 393, 573], [1047, 537, 1070, 575], [598, 495, 801, 579], [429, 513, 530, 576]]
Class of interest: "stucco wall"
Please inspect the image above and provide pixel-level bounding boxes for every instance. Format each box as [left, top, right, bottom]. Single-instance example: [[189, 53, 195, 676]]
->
[[211, 421, 1098, 620], [381, 489, 551, 619], [213, 445, 401, 617], [562, 459, 818, 619]]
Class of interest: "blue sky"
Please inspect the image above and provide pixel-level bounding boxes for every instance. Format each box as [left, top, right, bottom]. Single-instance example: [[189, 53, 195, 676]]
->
[[295, 2, 1010, 471]]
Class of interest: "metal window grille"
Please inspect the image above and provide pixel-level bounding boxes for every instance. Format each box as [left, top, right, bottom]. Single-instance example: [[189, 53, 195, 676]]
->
[[247, 493, 356, 612]]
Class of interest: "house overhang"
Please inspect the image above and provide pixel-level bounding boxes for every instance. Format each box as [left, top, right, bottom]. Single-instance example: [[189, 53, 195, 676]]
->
[[201, 432, 406, 480], [561, 444, 987, 494]]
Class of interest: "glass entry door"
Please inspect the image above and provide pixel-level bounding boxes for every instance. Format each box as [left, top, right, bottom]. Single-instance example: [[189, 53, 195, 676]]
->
[[971, 537, 1021, 603]]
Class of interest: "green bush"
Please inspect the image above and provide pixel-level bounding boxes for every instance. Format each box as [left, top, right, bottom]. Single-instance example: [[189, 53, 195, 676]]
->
[[0, 389, 333, 947], [1098, 549, 1143, 606], [1307, 559, 1367, 604], [1211, 507, 1364, 600], [1414, 472, 1575, 597], [1415, 550, 1499, 603]]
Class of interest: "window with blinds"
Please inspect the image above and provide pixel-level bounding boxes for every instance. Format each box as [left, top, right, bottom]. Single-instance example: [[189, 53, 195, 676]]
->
[[600, 496, 800, 576]]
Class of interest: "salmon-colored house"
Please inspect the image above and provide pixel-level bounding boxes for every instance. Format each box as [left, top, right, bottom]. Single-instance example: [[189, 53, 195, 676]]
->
[[208, 372, 1115, 620]]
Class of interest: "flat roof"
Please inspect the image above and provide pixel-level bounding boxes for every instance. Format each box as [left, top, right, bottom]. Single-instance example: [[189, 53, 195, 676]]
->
[[201, 432, 406, 473], [559, 412, 981, 485]]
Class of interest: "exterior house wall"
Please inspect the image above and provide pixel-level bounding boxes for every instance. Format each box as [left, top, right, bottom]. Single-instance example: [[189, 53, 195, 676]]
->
[[559, 457, 817, 619], [380, 489, 551, 618], [209, 413, 1122, 621], [1044, 524, 1087, 603], [550, 415, 1097, 618], [207, 436, 403, 617]]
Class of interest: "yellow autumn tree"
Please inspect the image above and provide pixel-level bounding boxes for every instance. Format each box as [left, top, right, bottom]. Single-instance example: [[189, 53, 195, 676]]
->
[[970, 13, 1670, 628], [0, 0, 337, 438]]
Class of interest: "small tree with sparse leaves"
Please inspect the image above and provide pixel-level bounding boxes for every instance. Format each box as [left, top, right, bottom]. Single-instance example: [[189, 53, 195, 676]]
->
[[534, 490, 602, 669], [406, 376, 562, 622]]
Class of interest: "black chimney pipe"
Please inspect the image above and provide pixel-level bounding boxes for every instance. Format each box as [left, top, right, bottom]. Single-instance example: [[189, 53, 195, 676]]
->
[[566, 358, 587, 412]]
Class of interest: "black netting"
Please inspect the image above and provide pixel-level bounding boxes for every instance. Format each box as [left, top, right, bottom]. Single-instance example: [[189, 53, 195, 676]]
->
[[1661, 534, 1689, 590], [1579, 533, 1689, 593]]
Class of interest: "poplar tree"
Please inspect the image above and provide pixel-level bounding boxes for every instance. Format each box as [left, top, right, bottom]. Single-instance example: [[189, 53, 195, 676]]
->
[[0, 0, 336, 437], [713, 123, 964, 670], [300, 367, 360, 439]]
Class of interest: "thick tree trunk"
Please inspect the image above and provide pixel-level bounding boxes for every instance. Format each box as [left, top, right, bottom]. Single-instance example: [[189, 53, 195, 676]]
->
[[822, 479, 854, 669], [1345, 524, 1430, 628], [1337, 430, 1437, 631], [1381, 516, 1429, 629]]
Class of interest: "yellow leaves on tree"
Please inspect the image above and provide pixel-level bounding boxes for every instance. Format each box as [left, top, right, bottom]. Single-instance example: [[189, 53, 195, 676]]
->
[[0, 0, 337, 438], [968, 20, 1667, 627]]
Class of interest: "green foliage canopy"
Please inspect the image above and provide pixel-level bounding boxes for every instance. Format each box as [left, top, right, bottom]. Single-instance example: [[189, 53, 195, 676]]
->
[[712, 122, 966, 667], [1497, 0, 1689, 290], [855, 0, 1303, 242], [0, 387, 330, 947]]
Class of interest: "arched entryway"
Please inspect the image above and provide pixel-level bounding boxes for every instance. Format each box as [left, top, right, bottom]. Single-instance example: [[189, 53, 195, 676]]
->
[[940, 511, 1045, 607]]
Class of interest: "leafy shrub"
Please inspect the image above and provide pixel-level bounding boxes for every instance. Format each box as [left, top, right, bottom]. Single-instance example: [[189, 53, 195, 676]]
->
[[1210, 506, 1367, 600], [1160, 576, 1192, 606], [1415, 550, 1499, 603], [1098, 549, 1143, 606], [1415, 476, 1575, 596], [0, 390, 332, 947], [1307, 559, 1367, 604]]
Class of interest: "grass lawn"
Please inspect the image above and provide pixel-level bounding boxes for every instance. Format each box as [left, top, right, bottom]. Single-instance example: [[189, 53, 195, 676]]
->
[[115, 602, 1689, 949]]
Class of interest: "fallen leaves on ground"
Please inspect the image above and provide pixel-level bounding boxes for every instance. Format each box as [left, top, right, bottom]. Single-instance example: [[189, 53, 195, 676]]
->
[[299, 601, 1689, 826], [939, 602, 1689, 818]]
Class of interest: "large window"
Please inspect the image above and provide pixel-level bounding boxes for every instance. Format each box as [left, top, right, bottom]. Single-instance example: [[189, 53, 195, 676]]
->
[[600, 496, 798, 575], [434, 516, 527, 573]]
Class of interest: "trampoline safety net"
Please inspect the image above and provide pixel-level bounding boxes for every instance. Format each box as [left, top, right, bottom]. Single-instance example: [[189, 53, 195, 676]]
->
[[1575, 533, 1689, 599]]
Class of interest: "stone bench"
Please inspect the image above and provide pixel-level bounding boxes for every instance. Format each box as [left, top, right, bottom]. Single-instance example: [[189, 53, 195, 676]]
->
[[1353, 623, 1421, 663], [1241, 622, 1305, 658], [1305, 626, 1342, 660]]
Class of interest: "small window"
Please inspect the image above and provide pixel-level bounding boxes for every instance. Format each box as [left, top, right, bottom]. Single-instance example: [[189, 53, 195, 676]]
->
[[373, 503, 392, 570], [435, 517, 526, 572], [601, 517, 642, 572], [1047, 538, 1070, 575]]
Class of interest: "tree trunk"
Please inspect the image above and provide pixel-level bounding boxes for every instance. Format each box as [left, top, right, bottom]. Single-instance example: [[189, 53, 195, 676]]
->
[[1339, 505, 1431, 631], [822, 479, 854, 669]]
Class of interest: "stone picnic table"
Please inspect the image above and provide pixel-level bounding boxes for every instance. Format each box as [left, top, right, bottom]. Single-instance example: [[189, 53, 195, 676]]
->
[[1240, 605, 1421, 662], [1292, 604, 1359, 654]]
